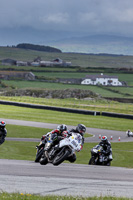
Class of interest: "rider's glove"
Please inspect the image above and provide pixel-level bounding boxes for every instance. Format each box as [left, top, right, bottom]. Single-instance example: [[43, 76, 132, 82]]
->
[[41, 135, 45, 141], [52, 129, 59, 134]]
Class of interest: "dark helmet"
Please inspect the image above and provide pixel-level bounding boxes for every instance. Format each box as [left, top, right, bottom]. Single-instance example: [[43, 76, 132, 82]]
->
[[101, 136, 108, 143], [57, 124, 67, 132], [76, 124, 86, 135]]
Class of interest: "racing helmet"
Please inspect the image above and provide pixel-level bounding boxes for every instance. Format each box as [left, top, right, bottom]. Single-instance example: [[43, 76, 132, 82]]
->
[[76, 124, 86, 135], [101, 136, 108, 143], [0, 121, 6, 127], [57, 124, 67, 132]]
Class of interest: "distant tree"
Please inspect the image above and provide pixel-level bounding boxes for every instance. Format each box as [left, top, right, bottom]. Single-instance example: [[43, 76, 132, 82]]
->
[[16, 43, 62, 53]]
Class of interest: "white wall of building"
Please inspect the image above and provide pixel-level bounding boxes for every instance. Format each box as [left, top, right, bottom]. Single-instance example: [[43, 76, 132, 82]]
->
[[81, 77, 122, 86]]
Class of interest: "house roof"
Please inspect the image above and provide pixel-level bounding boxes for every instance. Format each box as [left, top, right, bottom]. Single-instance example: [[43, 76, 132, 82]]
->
[[84, 74, 118, 80], [1, 58, 16, 64]]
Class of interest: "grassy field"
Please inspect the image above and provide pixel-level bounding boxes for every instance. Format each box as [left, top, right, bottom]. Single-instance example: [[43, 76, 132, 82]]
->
[[34, 72, 133, 86], [0, 192, 132, 200], [1, 46, 133, 68], [0, 104, 133, 131], [0, 95, 133, 115], [0, 47, 133, 103], [1, 80, 133, 99]]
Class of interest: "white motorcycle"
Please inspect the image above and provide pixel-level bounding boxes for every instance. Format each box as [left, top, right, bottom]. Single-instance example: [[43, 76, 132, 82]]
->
[[126, 130, 133, 137], [40, 132, 82, 166]]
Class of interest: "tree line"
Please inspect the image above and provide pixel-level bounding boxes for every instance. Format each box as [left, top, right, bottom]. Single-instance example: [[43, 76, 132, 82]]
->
[[15, 43, 62, 53]]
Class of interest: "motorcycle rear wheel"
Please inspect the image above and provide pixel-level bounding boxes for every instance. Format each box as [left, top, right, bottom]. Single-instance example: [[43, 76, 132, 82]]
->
[[53, 149, 70, 166]]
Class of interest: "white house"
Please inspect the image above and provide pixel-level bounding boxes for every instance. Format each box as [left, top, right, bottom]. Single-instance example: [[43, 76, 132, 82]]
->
[[81, 74, 122, 86]]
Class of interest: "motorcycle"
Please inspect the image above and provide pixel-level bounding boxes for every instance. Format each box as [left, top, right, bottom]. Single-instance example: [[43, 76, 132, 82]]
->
[[39, 132, 82, 166], [88, 145, 111, 166], [126, 130, 133, 137]]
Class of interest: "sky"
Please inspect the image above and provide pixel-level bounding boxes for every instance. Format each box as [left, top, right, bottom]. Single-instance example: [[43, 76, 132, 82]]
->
[[1, 0, 133, 53], [1, 0, 133, 36]]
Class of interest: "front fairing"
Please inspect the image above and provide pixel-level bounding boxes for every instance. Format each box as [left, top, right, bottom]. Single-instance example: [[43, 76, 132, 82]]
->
[[59, 133, 82, 152]]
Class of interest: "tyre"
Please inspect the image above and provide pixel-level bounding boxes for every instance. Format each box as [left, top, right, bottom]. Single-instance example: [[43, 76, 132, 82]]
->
[[67, 154, 76, 163], [53, 149, 70, 166], [35, 148, 44, 163], [40, 155, 48, 165], [88, 157, 96, 165]]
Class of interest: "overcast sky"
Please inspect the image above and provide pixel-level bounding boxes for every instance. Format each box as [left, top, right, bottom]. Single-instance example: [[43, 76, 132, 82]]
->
[[1, 0, 133, 37]]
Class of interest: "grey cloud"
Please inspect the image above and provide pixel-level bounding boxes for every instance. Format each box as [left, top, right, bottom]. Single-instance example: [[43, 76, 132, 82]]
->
[[1, 0, 133, 36]]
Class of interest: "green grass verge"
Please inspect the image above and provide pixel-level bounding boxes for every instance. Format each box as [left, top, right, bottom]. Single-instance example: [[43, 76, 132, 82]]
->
[[6, 124, 91, 138], [1, 104, 133, 131], [7, 124, 51, 138], [0, 95, 133, 115], [0, 192, 132, 200]]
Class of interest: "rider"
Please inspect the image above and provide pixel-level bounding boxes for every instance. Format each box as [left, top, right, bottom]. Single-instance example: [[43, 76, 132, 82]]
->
[[67, 124, 86, 162], [126, 129, 132, 136], [37, 124, 68, 150], [0, 121, 7, 145], [98, 136, 113, 165]]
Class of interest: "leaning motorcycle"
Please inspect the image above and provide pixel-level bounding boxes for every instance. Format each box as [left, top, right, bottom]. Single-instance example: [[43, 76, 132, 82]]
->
[[88, 145, 111, 166], [39, 132, 82, 166], [126, 130, 133, 137]]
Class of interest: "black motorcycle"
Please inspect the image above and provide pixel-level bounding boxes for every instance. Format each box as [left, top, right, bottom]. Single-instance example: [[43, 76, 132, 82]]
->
[[88, 145, 111, 166]]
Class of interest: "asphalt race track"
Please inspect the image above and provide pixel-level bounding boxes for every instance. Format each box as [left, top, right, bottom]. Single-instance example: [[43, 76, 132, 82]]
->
[[0, 118, 133, 197], [0, 160, 133, 197]]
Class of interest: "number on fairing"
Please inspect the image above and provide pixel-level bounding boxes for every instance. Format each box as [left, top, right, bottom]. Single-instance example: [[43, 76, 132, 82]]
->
[[71, 140, 78, 147]]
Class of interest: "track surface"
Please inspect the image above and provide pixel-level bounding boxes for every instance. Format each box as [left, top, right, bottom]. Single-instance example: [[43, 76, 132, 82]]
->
[[0, 159, 133, 197], [0, 118, 133, 197]]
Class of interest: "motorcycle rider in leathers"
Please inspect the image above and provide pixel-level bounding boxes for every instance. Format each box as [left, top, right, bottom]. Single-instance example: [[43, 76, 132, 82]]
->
[[67, 124, 86, 162], [98, 136, 113, 165], [0, 121, 7, 145], [37, 124, 68, 150]]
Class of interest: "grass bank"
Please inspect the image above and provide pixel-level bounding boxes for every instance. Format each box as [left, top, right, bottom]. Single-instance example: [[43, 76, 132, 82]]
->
[[0, 192, 133, 200], [0, 95, 133, 114], [1, 104, 133, 131]]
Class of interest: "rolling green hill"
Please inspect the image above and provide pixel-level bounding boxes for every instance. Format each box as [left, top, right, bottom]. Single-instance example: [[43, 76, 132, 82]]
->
[[0, 46, 133, 103], [1, 46, 133, 68]]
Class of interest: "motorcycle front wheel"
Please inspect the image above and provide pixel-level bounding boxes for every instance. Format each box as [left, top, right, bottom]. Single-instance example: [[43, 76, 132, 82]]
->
[[53, 149, 70, 166], [35, 148, 44, 163], [40, 155, 48, 165], [88, 157, 96, 165]]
